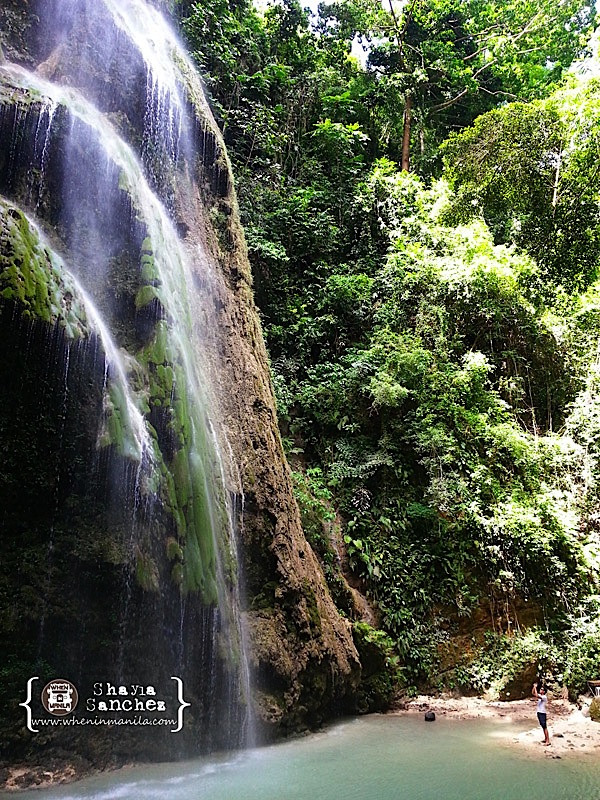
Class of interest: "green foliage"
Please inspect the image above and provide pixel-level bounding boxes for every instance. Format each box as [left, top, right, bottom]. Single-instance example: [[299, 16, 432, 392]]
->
[[450, 629, 552, 698], [319, 0, 595, 170], [278, 172, 595, 687], [291, 466, 357, 613], [443, 79, 600, 290], [352, 621, 402, 711], [556, 600, 600, 698], [291, 466, 336, 555], [179, 0, 600, 695]]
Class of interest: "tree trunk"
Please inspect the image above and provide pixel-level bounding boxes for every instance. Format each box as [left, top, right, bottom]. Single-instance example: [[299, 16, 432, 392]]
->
[[401, 94, 412, 172], [552, 146, 562, 211]]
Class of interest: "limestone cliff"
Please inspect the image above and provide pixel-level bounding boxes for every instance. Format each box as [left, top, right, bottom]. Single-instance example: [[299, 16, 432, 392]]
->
[[0, 0, 360, 772]]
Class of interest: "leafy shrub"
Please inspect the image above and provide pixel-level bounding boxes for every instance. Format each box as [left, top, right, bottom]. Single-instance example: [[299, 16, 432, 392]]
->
[[557, 602, 600, 698], [449, 630, 552, 699]]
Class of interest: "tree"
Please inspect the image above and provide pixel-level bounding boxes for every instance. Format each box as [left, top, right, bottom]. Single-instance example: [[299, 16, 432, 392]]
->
[[318, 0, 596, 172], [442, 77, 600, 290]]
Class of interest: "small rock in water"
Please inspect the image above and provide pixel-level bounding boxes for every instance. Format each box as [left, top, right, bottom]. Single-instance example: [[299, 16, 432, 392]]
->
[[424, 711, 436, 722]]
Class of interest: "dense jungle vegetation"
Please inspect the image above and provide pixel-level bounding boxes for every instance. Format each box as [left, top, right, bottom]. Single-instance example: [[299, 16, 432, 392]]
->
[[178, 0, 600, 699]]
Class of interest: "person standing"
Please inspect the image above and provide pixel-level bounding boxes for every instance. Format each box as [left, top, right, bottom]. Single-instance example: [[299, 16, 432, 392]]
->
[[532, 683, 551, 745]]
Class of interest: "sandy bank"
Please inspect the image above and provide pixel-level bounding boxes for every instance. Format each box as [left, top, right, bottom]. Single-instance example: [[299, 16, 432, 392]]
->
[[395, 694, 600, 759]]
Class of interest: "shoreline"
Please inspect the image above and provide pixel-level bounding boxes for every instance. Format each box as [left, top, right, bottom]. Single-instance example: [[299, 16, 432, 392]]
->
[[1, 762, 108, 794], [394, 694, 600, 759], [3, 695, 600, 790]]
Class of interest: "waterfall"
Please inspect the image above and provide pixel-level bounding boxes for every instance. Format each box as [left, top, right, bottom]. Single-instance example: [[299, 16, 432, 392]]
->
[[0, 0, 252, 757]]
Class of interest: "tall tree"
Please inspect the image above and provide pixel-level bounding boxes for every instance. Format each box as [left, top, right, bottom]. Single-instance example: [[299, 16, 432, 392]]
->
[[442, 77, 600, 290], [318, 0, 596, 171]]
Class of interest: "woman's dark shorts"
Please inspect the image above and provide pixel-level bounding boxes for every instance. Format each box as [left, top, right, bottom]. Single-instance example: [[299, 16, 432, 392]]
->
[[537, 712, 547, 730]]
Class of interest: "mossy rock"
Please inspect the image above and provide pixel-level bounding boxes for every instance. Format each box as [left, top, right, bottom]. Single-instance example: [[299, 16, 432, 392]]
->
[[590, 696, 600, 722], [135, 283, 162, 310], [166, 537, 183, 561], [352, 622, 399, 713], [135, 550, 160, 592], [141, 236, 153, 255], [0, 200, 88, 337], [140, 253, 160, 284]]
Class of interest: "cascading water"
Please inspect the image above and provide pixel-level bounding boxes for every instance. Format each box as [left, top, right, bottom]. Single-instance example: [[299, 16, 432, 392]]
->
[[0, 0, 253, 761]]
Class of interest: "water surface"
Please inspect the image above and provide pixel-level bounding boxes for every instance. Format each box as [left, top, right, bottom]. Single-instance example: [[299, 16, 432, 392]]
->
[[7, 715, 600, 800]]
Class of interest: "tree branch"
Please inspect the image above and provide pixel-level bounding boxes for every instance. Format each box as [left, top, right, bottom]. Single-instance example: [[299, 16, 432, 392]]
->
[[471, 58, 498, 80], [429, 58, 499, 113], [479, 87, 519, 100], [464, 43, 496, 62], [386, 0, 419, 71], [455, 23, 504, 43], [429, 86, 469, 113], [511, 11, 545, 44]]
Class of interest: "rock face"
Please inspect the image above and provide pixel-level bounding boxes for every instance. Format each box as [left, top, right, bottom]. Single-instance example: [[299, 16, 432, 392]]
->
[[0, 0, 359, 771]]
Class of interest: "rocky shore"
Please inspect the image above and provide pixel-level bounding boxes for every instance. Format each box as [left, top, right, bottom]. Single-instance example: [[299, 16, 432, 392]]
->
[[0, 759, 108, 793]]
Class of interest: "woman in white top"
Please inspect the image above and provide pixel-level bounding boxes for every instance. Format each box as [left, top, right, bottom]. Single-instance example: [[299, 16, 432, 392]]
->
[[532, 683, 551, 745]]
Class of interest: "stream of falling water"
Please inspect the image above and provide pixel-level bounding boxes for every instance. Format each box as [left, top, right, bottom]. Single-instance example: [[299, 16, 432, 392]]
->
[[30, 100, 58, 211], [0, 0, 253, 753]]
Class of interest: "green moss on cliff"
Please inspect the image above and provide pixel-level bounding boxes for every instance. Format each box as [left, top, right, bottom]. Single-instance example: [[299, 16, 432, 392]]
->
[[135, 283, 162, 310], [0, 199, 88, 338], [135, 549, 160, 591], [136, 236, 223, 604], [352, 622, 400, 713]]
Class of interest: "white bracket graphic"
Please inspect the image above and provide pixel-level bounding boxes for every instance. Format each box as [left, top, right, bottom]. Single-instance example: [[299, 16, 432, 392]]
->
[[20, 677, 40, 733], [170, 676, 191, 733]]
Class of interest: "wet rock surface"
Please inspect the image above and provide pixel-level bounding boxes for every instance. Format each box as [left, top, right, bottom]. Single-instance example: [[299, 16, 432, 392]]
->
[[0, 0, 360, 783]]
